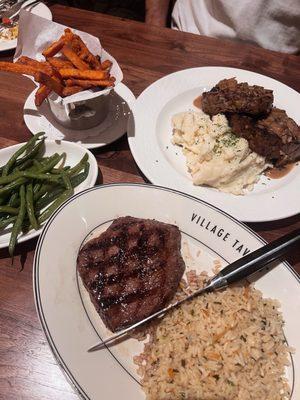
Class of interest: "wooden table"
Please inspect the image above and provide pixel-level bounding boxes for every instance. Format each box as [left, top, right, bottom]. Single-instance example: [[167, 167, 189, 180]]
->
[[0, 5, 299, 399]]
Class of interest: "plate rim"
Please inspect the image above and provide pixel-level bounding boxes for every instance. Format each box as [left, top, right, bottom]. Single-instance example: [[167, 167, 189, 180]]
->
[[127, 66, 300, 223], [0, 139, 98, 249], [33, 182, 300, 400], [24, 82, 136, 150]]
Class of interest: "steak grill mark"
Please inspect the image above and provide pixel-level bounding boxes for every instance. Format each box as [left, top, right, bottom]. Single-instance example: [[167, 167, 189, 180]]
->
[[77, 216, 185, 332]]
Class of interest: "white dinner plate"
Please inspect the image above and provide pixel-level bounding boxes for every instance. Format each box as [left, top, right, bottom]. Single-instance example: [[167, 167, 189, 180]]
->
[[24, 83, 136, 149], [127, 67, 300, 222], [34, 183, 300, 400], [0, 140, 98, 249], [0, 1, 52, 52]]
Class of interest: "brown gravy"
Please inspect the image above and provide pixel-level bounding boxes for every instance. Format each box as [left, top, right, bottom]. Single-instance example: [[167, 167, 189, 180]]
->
[[193, 95, 202, 109], [265, 163, 295, 179]]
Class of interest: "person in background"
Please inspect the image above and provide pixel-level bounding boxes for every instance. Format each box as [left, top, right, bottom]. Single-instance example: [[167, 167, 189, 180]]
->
[[145, 0, 300, 54]]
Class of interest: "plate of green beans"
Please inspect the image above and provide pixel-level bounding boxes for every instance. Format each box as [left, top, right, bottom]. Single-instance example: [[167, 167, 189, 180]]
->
[[0, 132, 98, 255]]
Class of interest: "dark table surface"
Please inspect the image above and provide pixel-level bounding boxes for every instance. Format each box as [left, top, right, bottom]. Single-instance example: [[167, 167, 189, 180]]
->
[[0, 4, 299, 399]]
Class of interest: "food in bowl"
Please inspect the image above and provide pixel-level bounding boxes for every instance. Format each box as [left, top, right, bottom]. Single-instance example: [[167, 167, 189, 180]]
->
[[134, 270, 293, 400], [0, 133, 90, 256], [0, 28, 115, 106], [172, 111, 269, 195]]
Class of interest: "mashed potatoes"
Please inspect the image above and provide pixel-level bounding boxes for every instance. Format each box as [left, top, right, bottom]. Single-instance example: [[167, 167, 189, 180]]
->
[[172, 111, 269, 195]]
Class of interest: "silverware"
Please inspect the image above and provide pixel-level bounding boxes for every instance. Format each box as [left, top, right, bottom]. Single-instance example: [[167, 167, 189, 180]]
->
[[0, 0, 16, 14], [88, 228, 300, 352], [0, 0, 27, 19], [1, 0, 40, 23]]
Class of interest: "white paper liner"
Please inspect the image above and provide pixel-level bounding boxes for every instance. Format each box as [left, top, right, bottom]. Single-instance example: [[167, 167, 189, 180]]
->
[[14, 9, 123, 105]]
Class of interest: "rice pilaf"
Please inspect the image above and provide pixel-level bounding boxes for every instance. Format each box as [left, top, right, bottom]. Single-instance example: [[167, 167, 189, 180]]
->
[[134, 271, 293, 400]]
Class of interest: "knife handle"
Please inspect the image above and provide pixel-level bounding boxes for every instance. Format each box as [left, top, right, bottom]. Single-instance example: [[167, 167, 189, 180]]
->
[[209, 228, 300, 289]]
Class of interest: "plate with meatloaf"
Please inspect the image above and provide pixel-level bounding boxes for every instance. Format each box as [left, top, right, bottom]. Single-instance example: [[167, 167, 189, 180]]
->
[[33, 183, 300, 400], [128, 67, 300, 222]]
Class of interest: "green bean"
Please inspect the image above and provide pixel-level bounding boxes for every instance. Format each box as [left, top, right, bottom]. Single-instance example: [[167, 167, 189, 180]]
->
[[67, 154, 88, 176], [71, 162, 90, 187], [0, 171, 61, 186], [8, 191, 19, 208], [9, 185, 26, 257], [30, 155, 65, 196], [0, 206, 19, 215], [15, 139, 45, 169], [2, 133, 44, 177], [22, 171, 61, 182], [26, 184, 38, 230], [33, 183, 56, 202], [39, 153, 65, 173], [51, 166, 71, 174], [33, 182, 42, 195], [38, 189, 73, 225], [1, 139, 44, 176], [0, 173, 19, 185], [17, 159, 34, 171], [62, 173, 72, 190], [56, 152, 66, 170], [0, 216, 16, 230], [33, 159, 43, 170], [36, 163, 90, 211], [0, 178, 27, 197]]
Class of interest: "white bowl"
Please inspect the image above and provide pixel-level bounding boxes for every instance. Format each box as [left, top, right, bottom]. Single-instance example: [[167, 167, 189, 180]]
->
[[0, 139, 98, 249]]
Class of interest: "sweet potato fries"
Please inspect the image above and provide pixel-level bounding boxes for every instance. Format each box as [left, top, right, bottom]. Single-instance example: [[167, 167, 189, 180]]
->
[[0, 28, 115, 107]]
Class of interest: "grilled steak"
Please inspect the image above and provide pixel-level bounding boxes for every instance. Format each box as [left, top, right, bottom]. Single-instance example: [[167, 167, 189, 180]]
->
[[228, 108, 300, 166], [77, 216, 185, 332], [202, 78, 273, 116]]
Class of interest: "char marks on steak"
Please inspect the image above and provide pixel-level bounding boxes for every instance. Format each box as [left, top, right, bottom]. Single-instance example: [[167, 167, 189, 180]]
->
[[77, 216, 185, 332], [228, 108, 300, 166], [202, 78, 273, 116]]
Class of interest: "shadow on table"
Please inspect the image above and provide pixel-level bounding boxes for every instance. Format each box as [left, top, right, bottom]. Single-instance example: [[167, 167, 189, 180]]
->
[[0, 235, 38, 270], [249, 214, 300, 275]]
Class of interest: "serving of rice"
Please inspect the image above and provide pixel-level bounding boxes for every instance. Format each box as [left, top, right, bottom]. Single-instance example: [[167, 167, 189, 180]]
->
[[134, 271, 293, 400]]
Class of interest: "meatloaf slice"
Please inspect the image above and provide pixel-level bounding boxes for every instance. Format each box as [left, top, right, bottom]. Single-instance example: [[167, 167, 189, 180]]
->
[[202, 78, 273, 116], [77, 216, 185, 332], [228, 108, 300, 166]]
